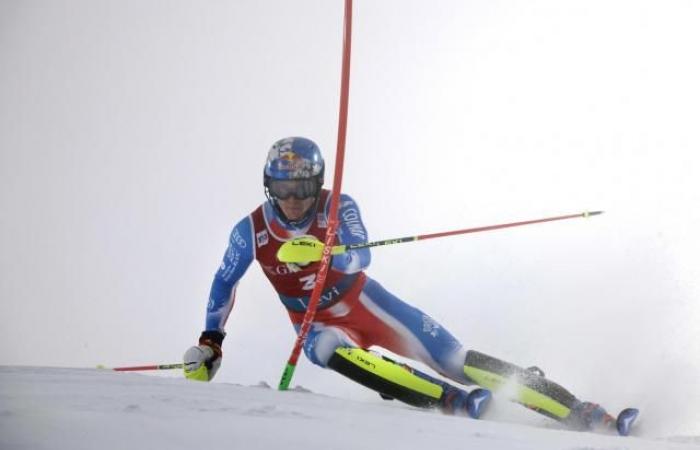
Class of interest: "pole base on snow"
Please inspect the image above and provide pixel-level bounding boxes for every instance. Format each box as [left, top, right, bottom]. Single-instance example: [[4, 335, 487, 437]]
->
[[279, 363, 296, 391]]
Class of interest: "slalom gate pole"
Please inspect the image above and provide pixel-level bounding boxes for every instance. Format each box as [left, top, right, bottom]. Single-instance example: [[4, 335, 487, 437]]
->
[[345, 211, 604, 252], [277, 211, 604, 263], [278, 0, 353, 391], [99, 363, 184, 371]]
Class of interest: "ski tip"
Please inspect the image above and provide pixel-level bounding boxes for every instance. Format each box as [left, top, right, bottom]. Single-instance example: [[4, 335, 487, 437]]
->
[[616, 408, 639, 436], [466, 388, 492, 419]]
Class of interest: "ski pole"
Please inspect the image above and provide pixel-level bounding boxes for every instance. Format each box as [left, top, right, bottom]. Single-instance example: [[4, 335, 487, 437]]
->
[[278, 0, 353, 391], [97, 363, 184, 372], [277, 211, 603, 263]]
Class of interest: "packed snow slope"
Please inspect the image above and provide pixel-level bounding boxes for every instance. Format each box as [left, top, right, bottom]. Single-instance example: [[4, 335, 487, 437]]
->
[[1, 366, 699, 450]]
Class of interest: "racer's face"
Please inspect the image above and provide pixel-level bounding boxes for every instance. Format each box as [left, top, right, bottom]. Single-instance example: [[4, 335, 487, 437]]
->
[[277, 196, 316, 221]]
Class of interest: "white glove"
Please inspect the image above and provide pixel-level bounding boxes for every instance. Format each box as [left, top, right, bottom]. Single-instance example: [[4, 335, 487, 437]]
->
[[183, 331, 224, 381]]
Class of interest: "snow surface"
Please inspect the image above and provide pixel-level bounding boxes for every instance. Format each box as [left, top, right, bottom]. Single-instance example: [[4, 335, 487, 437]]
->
[[2, 366, 699, 450]]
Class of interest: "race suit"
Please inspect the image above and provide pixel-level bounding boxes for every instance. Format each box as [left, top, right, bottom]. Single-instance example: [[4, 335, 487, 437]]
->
[[205, 189, 468, 383]]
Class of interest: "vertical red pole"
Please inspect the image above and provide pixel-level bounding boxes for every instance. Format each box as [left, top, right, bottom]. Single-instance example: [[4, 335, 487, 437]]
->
[[279, 0, 353, 390]]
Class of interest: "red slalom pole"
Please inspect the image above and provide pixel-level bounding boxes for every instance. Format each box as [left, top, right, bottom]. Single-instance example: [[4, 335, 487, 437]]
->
[[276, 211, 604, 264], [343, 211, 605, 252], [416, 211, 603, 241], [278, 0, 353, 390]]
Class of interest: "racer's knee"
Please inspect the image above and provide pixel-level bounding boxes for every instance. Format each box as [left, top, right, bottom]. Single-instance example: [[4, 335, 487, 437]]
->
[[303, 327, 355, 367], [433, 346, 469, 383]]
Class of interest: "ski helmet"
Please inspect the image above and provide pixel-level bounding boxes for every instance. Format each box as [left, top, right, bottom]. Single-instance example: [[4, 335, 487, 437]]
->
[[263, 137, 325, 225]]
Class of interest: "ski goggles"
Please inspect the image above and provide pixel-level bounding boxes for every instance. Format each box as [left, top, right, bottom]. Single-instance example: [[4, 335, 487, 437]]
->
[[267, 178, 319, 200]]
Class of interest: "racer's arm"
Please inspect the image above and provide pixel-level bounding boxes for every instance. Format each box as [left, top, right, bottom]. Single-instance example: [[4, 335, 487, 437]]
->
[[184, 216, 255, 382], [331, 194, 371, 274], [205, 216, 255, 331]]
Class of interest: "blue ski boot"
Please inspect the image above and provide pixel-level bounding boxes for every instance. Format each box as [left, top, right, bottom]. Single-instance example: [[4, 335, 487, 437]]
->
[[466, 388, 492, 418], [440, 385, 492, 419], [616, 408, 640, 436], [566, 401, 639, 435]]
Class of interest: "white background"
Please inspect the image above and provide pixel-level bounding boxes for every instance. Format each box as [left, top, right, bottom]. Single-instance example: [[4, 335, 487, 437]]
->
[[1, 0, 699, 435]]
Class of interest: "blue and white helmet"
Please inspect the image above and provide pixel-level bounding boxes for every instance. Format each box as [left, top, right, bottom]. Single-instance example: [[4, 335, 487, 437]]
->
[[264, 137, 324, 181], [263, 137, 325, 224]]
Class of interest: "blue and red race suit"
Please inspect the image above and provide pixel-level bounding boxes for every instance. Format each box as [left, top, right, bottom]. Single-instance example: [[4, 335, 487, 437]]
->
[[205, 189, 468, 383]]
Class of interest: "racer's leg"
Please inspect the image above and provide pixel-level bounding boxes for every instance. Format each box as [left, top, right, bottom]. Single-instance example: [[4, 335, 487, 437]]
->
[[355, 278, 612, 429], [300, 325, 489, 418]]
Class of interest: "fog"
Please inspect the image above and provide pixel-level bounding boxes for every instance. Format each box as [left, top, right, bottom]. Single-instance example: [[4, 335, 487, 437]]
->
[[1, 0, 698, 436]]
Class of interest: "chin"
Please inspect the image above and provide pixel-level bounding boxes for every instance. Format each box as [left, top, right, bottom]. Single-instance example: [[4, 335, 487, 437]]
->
[[283, 211, 303, 221]]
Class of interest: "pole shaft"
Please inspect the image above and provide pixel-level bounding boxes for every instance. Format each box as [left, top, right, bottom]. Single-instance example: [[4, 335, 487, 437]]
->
[[279, 0, 353, 390], [415, 212, 601, 241], [345, 211, 602, 252], [111, 363, 183, 371]]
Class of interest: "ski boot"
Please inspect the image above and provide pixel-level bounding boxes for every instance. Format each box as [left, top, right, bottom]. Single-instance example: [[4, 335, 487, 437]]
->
[[440, 385, 492, 419], [566, 401, 639, 436], [566, 401, 615, 431]]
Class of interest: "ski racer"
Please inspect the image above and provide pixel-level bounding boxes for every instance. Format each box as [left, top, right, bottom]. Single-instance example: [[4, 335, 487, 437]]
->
[[183, 136, 628, 432]]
